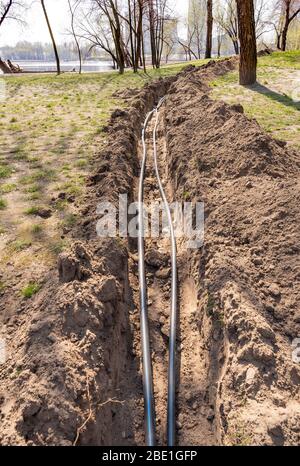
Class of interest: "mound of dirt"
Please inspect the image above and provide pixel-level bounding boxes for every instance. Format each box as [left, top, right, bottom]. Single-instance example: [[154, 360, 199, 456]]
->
[[0, 72, 179, 446], [0, 56, 299, 447], [163, 64, 300, 445]]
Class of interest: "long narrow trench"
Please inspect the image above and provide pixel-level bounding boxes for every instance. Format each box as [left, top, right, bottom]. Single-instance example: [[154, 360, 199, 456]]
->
[[125, 103, 219, 446]]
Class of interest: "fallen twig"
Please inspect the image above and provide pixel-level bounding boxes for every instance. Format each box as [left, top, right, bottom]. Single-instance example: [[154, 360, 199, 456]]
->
[[73, 375, 125, 446]]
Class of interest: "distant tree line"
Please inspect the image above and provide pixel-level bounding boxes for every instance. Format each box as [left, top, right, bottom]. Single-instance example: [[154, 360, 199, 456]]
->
[[0, 41, 94, 61], [0, 0, 299, 77]]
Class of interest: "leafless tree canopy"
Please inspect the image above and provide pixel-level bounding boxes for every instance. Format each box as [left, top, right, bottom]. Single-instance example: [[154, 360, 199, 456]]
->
[[273, 0, 300, 50], [2, 0, 299, 75], [0, 0, 25, 27], [72, 0, 176, 73]]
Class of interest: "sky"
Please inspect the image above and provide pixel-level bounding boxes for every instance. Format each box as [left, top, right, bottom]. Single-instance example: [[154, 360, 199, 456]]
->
[[0, 0, 189, 47]]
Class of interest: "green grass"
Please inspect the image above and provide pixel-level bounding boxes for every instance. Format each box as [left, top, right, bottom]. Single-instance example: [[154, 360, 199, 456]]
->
[[76, 158, 88, 168], [21, 282, 41, 299], [258, 50, 300, 69], [48, 240, 67, 256], [0, 165, 12, 179], [31, 224, 43, 235], [0, 198, 7, 210], [24, 206, 39, 216], [7, 53, 295, 286], [27, 192, 41, 201], [25, 184, 40, 193], [63, 213, 77, 228], [0, 183, 17, 194], [211, 50, 300, 149], [10, 239, 32, 252]]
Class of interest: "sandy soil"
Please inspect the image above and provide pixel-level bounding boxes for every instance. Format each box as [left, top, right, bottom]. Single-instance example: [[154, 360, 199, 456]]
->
[[0, 58, 299, 446]]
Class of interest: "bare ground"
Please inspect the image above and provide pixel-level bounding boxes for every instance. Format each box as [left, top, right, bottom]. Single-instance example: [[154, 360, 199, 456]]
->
[[0, 58, 299, 446]]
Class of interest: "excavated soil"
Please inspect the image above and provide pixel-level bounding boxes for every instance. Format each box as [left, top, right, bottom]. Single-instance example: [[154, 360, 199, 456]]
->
[[0, 58, 299, 446]]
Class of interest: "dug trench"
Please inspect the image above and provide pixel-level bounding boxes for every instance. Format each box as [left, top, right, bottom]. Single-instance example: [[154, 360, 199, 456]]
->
[[0, 57, 299, 446]]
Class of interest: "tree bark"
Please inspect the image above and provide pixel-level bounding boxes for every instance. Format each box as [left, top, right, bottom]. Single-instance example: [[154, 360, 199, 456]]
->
[[41, 0, 61, 75], [205, 0, 213, 59], [236, 0, 257, 85], [281, 1, 300, 51], [0, 58, 12, 73], [233, 38, 239, 55], [277, 32, 282, 50], [281, 0, 291, 51]]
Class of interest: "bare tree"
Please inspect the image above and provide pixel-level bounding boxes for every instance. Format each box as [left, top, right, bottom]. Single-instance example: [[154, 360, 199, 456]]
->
[[185, 0, 206, 59], [162, 17, 178, 63], [214, 0, 239, 54], [0, 0, 25, 28], [41, 0, 61, 75], [78, 0, 146, 73], [0, 0, 12, 26], [68, 0, 82, 73], [279, 0, 300, 50], [216, 21, 224, 57], [147, 0, 169, 69], [236, 0, 257, 85], [118, 0, 146, 72], [254, 0, 275, 39], [88, 0, 126, 73], [205, 0, 213, 58], [77, 6, 120, 69], [215, 0, 271, 55]]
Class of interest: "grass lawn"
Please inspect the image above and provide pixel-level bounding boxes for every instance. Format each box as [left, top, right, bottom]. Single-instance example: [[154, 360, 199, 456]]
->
[[210, 50, 300, 149], [0, 51, 298, 300], [0, 59, 208, 298]]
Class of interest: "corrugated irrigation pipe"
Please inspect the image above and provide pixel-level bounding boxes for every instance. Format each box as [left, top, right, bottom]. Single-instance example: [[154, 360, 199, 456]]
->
[[152, 98, 178, 447]]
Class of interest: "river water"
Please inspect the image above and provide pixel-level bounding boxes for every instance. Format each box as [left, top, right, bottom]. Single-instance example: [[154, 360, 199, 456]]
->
[[10, 60, 114, 73]]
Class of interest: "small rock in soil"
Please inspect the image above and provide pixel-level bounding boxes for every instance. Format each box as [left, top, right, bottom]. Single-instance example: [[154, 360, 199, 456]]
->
[[161, 325, 169, 338], [145, 249, 167, 268], [269, 284, 281, 298], [155, 267, 171, 279], [36, 208, 52, 219], [253, 257, 263, 266], [159, 316, 166, 325]]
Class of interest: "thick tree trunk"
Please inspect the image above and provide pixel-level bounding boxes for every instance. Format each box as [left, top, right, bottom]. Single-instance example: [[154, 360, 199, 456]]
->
[[41, 0, 61, 75], [205, 0, 213, 59], [236, 0, 257, 85]]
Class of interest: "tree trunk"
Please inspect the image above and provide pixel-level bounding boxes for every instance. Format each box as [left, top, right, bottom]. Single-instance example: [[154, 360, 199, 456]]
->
[[127, 0, 136, 71], [277, 32, 282, 50], [68, 0, 82, 74], [236, 0, 257, 85], [41, 0, 60, 75], [231, 37, 239, 55], [205, 0, 213, 59], [0, 0, 13, 28], [134, 0, 143, 72], [0, 58, 12, 74], [281, 26, 288, 51], [217, 37, 221, 57]]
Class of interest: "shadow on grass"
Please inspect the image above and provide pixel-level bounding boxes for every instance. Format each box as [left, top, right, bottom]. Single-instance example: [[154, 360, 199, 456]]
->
[[245, 82, 300, 112]]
